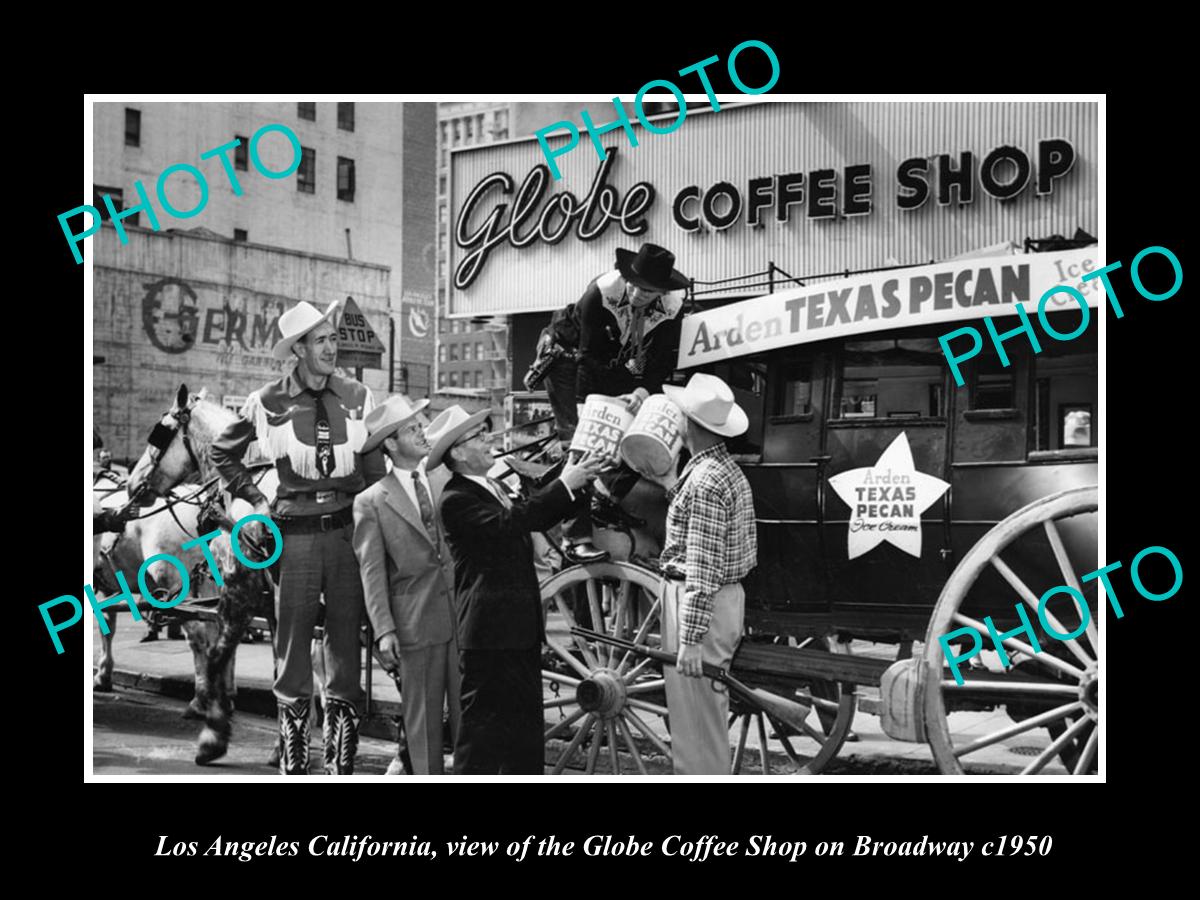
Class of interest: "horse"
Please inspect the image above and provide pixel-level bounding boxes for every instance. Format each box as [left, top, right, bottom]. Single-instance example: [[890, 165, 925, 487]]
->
[[92, 482, 237, 718], [126, 385, 277, 765]]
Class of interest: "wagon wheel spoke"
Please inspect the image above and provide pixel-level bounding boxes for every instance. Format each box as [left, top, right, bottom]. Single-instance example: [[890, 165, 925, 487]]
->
[[552, 592, 601, 670], [952, 701, 1085, 759], [755, 712, 771, 775], [617, 716, 648, 775], [952, 612, 1085, 681], [767, 715, 805, 768], [624, 708, 672, 759], [584, 717, 604, 775], [1044, 519, 1099, 654], [1072, 723, 1098, 775], [1019, 714, 1092, 775], [543, 695, 580, 710], [990, 553, 1094, 669], [552, 712, 596, 774], [609, 582, 628, 666], [731, 714, 751, 773], [585, 581, 607, 662], [795, 691, 843, 714], [623, 679, 666, 695], [543, 670, 580, 688], [617, 596, 663, 676], [606, 721, 622, 775], [622, 656, 656, 684], [615, 582, 633, 641], [546, 636, 593, 680], [627, 698, 670, 718], [544, 706, 586, 741]]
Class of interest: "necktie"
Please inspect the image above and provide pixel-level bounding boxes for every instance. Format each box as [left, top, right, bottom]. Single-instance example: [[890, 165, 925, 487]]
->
[[619, 304, 648, 375], [487, 477, 513, 509], [308, 389, 334, 478], [410, 471, 438, 544]]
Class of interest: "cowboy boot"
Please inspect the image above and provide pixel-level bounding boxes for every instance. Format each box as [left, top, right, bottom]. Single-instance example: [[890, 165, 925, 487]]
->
[[277, 699, 311, 776], [323, 698, 361, 775]]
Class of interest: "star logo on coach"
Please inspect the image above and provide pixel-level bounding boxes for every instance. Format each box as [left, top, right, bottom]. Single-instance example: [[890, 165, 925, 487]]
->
[[828, 432, 950, 560]]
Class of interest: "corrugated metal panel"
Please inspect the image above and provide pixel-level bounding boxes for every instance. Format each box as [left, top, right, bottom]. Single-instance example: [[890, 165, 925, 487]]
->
[[448, 101, 1096, 316]]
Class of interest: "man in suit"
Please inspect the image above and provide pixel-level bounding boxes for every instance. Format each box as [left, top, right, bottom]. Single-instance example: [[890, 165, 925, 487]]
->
[[428, 405, 603, 775], [352, 395, 460, 776]]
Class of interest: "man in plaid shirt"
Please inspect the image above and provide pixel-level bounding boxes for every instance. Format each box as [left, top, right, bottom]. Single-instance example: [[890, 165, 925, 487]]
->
[[659, 373, 757, 774]]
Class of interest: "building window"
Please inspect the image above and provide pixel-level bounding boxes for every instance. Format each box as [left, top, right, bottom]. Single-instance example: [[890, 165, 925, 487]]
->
[[465, 116, 474, 143], [125, 108, 141, 147], [234, 136, 248, 171], [438, 344, 447, 363], [337, 157, 356, 202], [493, 109, 509, 140], [438, 372, 446, 388], [438, 174, 447, 196], [449, 344, 459, 362], [449, 372, 459, 387], [297, 147, 316, 193], [298, 102, 316, 121], [337, 102, 355, 131], [476, 114, 485, 142], [452, 119, 461, 146], [474, 342, 483, 361], [970, 355, 1016, 410], [233, 228, 248, 242], [475, 372, 484, 389], [93, 186, 136, 227]]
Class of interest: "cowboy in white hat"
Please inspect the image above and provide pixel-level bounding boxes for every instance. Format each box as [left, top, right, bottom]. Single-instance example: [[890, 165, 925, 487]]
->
[[351, 394, 463, 776], [211, 298, 385, 774], [658, 372, 758, 775], [530, 242, 691, 564], [432, 405, 605, 773]]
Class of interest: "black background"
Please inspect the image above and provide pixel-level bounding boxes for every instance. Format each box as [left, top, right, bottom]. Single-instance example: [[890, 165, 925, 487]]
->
[[29, 27, 1186, 883]]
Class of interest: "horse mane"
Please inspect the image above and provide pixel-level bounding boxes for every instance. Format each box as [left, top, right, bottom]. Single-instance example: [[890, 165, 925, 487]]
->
[[187, 393, 241, 477]]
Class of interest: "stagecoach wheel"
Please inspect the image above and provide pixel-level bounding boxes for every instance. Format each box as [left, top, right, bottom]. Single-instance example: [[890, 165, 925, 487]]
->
[[728, 636, 857, 775], [541, 562, 672, 775], [923, 486, 1099, 776]]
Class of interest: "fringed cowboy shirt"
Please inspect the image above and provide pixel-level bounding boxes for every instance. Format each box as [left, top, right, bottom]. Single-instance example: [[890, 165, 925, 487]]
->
[[212, 369, 383, 516], [660, 443, 757, 646]]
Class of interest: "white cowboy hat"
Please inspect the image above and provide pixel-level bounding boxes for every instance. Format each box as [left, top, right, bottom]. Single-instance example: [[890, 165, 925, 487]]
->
[[361, 395, 432, 454], [272, 300, 341, 361], [425, 405, 491, 470], [662, 372, 749, 438]]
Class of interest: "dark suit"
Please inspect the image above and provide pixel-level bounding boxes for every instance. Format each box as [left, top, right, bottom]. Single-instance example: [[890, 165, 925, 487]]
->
[[439, 472, 580, 774]]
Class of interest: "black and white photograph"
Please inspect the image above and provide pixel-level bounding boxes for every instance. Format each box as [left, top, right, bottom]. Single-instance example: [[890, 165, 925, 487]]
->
[[78, 93, 1114, 782]]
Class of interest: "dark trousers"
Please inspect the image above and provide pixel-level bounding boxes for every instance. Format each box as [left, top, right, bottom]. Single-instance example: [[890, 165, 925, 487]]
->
[[543, 357, 643, 542], [454, 648, 544, 774]]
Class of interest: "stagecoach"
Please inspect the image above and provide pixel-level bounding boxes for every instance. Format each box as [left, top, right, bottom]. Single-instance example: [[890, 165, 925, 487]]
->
[[527, 243, 1100, 776]]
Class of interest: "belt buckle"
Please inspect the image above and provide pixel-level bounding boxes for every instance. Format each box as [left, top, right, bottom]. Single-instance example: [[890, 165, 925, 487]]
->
[[315, 490, 335, 504], [320, 514, 335, 532]]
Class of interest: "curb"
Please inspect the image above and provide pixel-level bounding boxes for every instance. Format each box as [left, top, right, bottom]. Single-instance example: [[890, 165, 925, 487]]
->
[[104, 668, 403, 742]]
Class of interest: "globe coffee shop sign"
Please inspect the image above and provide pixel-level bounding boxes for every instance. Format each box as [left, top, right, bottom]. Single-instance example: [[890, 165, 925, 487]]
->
[[446, 102, 1092, 322]]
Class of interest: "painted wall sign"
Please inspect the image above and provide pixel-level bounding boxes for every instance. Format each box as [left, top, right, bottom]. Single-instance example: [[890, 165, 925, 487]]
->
[[678, 247, 1100, 368], [141, 277, 286, 357], [404, 303, 431, 339], [828, 433, 950, 559]]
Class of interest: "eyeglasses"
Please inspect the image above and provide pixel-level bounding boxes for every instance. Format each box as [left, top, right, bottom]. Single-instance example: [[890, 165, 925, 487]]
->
[[453, 427, 491, 448]]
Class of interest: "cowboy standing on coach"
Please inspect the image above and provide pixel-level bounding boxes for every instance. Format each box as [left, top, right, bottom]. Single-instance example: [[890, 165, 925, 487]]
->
[[211, 300, 384, 775], [658, 373, 757, 775], [530, 242, 690, 564]]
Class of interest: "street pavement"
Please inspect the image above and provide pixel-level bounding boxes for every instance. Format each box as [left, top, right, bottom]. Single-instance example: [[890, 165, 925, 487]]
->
[[92, 618, 1069, 776]]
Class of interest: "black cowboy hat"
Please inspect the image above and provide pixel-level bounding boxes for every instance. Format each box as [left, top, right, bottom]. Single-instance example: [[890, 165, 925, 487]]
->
[[614, 243, 690, 292]]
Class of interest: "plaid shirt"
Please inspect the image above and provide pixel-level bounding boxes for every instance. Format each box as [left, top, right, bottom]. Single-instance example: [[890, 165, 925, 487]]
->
[[660, 443, 757, 645]]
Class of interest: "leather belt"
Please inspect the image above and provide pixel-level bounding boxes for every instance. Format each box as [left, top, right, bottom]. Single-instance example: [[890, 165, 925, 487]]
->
[[273, 506, 354, 534]]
